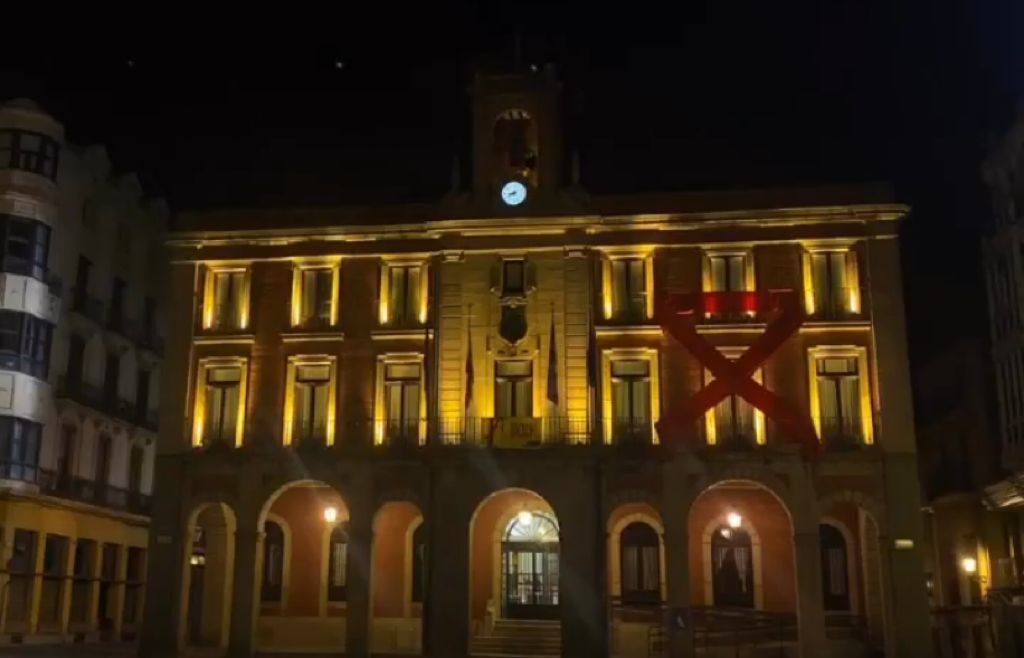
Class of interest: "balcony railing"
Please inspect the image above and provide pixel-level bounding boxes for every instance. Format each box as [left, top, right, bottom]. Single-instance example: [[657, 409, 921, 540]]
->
[[38, 470, 151, 515], [818, 415, 865, 448], [810, 286, 863, 321], [56, 377, 158, 430], [71, 288, 106, 325]]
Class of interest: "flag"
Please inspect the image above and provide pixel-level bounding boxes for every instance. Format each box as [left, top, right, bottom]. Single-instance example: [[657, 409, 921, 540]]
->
[[465, 320, 474, 412], [547, 312, 559, 406]]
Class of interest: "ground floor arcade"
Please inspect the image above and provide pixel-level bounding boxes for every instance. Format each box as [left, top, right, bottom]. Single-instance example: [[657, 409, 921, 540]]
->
[[139, 450, 932, 657]]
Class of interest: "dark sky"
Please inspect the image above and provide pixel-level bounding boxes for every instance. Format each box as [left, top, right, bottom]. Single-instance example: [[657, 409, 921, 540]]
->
[[2, 1, 1023, 365]]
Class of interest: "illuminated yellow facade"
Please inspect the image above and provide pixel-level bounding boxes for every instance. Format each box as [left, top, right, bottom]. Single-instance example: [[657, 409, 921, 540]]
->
[[140, 68, 934, 658]]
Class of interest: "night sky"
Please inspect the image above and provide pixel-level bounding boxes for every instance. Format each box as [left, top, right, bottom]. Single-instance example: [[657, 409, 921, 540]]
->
[[2, 2, 1022, 368]]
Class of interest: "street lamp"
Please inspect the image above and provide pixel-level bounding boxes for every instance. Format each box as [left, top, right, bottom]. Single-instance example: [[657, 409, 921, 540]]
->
[[517, 510, 534, 526], [961, 556, 978, 575], [727, 512, 742, 529], [324, 506, 338, 523]]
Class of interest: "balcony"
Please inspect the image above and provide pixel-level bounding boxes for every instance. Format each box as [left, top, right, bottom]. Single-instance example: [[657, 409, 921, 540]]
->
[[38, 470, 151, 516], [817, 415, 867, 449], [809, 286, 864, 322], [56, 377, 157, 430], [70, 288, 105, 325]]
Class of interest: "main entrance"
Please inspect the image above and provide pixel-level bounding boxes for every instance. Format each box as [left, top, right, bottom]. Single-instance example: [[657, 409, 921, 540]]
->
[[501, 511, 559, 619]]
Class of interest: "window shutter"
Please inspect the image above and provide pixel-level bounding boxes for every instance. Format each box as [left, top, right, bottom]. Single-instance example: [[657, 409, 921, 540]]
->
[[644, 253, 655, 319], [601, 257, 613, 319], [419, 262, 430, 324], [845, 249, 861, 314], [801, 251, 815, 315], [378, 262, 389, 325]]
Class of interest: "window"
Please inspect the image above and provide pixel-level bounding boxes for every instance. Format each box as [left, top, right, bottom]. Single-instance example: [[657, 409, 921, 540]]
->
[[610, 258, 648, 322], [0, 129, 60, 180], [807, 251, 858, 319], [67, 334, 85, 385], [411, 523, 426, 604], [7, 529, 37, 623], [128, 445, 144, 495], [385, 264, 423, 327], [201, 365, 243, 446], [620, 522, 660, 605], [494, 109, 535, 171], [95, 434, 111, 488], [0, 214, 50, 279], [707, 254, 747, 292], [143, 297, 157, 340], [136, 369, 150, 419], [123, 547, 145, 625], [103, 353, 120, 405], [704, 356, 764, 446], [383, 363, 421, 444], [205, 268, 247, 330], [820, 524, 850, 611], [295, 268, 334, 327], [814, 356, 864, 444], [56, 426, 76, 487], [292, 364, 331, 445], [0, 417, 42, 482], [327, 522, 349, 602], [110, 277, 126, 329], [711, 525, 754, 608], [262, 521, 284, 603], [611, 360, 652, 443], [495, 360, 532, 419], [73, 255, 92, 311], [502, 260, 525, 296], [0, 310, 52, 379]]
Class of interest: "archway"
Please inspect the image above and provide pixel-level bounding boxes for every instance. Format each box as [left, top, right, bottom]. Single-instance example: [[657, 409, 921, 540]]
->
[[819, 497, 887, 652], [688, 479, 798, 651], [607, 503, 665, 658], [180, 502, 236, 651], [254, 480, 349, 654], [370, 501, 424, 655], [469, 488, 559, 635]]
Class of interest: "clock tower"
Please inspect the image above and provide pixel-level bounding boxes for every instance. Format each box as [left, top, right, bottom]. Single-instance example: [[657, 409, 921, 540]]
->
[[468, 64, 566, 209]]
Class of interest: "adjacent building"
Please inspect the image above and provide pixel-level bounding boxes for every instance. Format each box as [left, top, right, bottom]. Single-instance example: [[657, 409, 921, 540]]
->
[[140, 68, 933, 658], [0, 99, 164, 645]]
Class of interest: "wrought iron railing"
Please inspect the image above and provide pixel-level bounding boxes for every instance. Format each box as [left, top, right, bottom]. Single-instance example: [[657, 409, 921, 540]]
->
[[818, 415, 866, 448], [70, 288, 106, 325], [56, 377, 157, 430], [38, 469, 151, 515]]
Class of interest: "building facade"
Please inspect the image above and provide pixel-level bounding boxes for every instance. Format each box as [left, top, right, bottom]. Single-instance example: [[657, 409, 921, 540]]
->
[[140, 69, 932, 657], [0, 99, 164, 645]]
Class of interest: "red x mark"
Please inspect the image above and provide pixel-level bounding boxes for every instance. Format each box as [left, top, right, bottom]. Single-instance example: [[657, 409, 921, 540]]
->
[[655, 290, 820, 455]]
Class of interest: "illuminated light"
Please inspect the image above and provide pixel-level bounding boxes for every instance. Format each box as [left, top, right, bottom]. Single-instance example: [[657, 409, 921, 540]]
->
[[324, 506, 338, 523], [961, 557, 978, 574], [190, 554, 205, 566], [894, 538, 914, 550], [727, 512, 742, 529], [517, 510, 534, 526], [719, 527, 732, 539]]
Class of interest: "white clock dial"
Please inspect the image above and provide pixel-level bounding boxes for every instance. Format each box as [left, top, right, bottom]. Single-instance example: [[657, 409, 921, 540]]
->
[[500, 180, 527, 206]]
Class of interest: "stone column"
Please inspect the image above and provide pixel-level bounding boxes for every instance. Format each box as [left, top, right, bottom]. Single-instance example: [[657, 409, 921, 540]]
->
[[226, 527, 260, 657], [86, 541, 102, 633], [110, 544, 129, 640], [558, 466, 606, 657], [139, 457, 188, 657], [58, 538, 76, 636], [792, 529, 827, 658], [345, 483, 374, 658], [424, 466, 471, 656], [27, 532, 47, 634], [663, 458, 694, 658]]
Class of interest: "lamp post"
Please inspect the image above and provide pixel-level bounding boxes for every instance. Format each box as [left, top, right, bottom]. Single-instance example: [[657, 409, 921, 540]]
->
[[324, 506, 338, 524]]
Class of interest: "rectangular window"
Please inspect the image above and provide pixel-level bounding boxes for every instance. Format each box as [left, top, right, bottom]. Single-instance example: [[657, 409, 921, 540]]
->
[[203, 366, 242, 445], [611, 258, 647, 322], [0, 417, 42, 482], [386, 264, 423, 326], [495, 360, 532, 418], [128, 445, 144, 495], [0, 214, 50, 279], [384, 363, 421, 443], [810, 252, 852, 319], [708, 254, 746, 292], [815, 357, 863, 444], [209, 269, 246, 330], [611, 360, 652, 443], [293, 364, 331, 444], [502, 260, 525, 296], [67, 334, 85, 385], [136, 368, 150, 419], [328, 524, 348, 602], [95, 434, 111, 488], [299, 268, 334, 326], [110, 277, 126, 329], [0, 311, 52, 379], [57, 425, 75, 487], [103, 354, 120, 405]]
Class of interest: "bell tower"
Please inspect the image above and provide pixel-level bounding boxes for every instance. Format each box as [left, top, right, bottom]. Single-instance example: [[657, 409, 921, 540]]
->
[[470, 64, 564, 208]]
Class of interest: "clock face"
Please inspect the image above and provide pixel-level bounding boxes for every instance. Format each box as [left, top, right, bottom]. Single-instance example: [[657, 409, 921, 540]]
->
[[500, 180, 528, 206]]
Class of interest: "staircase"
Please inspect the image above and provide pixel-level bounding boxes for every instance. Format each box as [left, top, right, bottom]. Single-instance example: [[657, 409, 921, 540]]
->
[[471, 619, 561, 657]]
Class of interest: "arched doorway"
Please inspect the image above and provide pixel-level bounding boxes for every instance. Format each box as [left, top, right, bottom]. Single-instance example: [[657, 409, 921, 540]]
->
[[254, 481, 348, 654], [180, 502, 236, 650], [710, 524, 754, 608], [819, 523, 851, 612], [502, 510, 559, 619], [370, 501, 424, 654], [620, 522, 661, 606]]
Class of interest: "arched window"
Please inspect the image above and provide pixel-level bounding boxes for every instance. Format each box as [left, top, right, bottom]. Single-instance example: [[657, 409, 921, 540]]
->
[[493, 109, 536, 173], [261, 521, 284, 602], [711, 525, 754, 608], [620, 522, 660, 605], [505, 511, 558, 542], [820, 523, 851, 611], [411, 523, 426, 604], [327, 522, 348, 602]]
